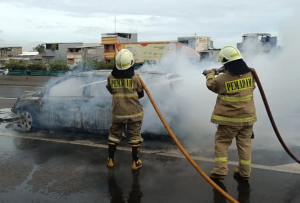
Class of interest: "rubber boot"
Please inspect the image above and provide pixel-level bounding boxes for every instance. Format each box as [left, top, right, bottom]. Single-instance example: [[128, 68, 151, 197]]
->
[[132, 145, 142, 170], [233, 168, 250, 180], [107, 142, 117, 167], [210, 171, 226, 180]]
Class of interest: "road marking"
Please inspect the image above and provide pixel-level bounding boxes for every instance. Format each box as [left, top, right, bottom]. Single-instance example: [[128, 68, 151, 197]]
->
[[0, 131, 299, 174], [0, 97, 17, 100]]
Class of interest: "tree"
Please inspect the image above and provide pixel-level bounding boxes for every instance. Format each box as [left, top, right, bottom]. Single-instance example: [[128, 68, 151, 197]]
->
[[5, 60, 27, 70], [50, 44, 57, 51], [35, 44, 45, 54], [48, 59, 70, 71]]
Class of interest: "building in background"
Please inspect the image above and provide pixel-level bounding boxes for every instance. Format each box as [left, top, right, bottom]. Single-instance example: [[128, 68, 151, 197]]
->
[[101, 33, 137, 62], [13, 52, 42, 62], [177, 36, 220, 61], [115, 42, 199, 64], [178, 36, 213, 52], [0, 46, 22, 58], [237, 33, 278, 53], [67, 43, 104, 65], [0, 46, 23, 68], [42, 42, 83, 63], [67, 47, 82, 65]]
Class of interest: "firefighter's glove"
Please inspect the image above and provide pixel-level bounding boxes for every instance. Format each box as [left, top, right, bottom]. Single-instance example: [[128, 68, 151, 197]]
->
[[206, 69, 216, 80]]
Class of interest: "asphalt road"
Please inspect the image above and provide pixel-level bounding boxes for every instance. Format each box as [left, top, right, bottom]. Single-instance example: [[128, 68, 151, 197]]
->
[[0, 86, 42, 108], [1, 85, 300, 202], [0, 118, 300, 203]]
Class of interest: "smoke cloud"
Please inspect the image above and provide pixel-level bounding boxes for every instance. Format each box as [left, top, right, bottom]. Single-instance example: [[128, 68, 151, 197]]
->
[[139, 12, 300, 150], [31, 12, 300, 152]]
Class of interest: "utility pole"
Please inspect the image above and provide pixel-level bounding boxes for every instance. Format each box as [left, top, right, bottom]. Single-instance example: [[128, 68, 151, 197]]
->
[[115, 16, 116, 33]]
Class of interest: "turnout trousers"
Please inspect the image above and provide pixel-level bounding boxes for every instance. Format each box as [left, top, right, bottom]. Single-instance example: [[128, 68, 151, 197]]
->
[[108, 121, 144, 145], [212, 124, 254, 177]]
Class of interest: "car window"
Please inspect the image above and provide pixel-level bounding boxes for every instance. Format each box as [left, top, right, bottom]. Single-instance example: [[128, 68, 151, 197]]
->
[[49, 77, 87, 97], [90, 76, 111, 97]]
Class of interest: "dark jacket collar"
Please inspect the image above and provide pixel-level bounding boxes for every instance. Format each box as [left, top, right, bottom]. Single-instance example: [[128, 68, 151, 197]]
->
[[224, 59, 250, 75], [111, 66, 135, 78]]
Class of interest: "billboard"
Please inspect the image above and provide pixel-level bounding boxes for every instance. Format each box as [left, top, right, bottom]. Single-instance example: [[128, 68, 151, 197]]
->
[[115, 43, 177, 63], [196, 37, 211, 51]]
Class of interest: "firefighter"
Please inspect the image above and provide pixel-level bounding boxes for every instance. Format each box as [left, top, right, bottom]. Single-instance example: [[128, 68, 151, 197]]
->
[[106, 49, 144, 170], [205, 46, 256, 180]]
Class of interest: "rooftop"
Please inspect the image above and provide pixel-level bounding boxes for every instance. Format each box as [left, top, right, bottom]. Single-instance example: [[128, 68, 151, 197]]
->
[[102, 32, 136, 35], [17, 52, 39, 56], [242, 33, 271, 37], [0, 46, 22, 49], [44, 42, 83, 44], [178, 36, 211, 39]]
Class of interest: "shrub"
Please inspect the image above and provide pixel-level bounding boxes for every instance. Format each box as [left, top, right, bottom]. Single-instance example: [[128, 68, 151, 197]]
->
[[5, 60, 27, 70], [27, 61, 47, 70], [48, 59, 70, 71], [71, 58, 115, 72]]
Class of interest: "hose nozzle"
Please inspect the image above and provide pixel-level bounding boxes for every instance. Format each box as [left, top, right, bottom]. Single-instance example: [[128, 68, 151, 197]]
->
[[202, 67, 225, 76]]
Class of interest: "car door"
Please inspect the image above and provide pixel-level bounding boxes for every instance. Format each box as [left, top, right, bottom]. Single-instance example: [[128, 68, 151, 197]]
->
[[41, 76, 89, 130], [81, 74, 112, 133]]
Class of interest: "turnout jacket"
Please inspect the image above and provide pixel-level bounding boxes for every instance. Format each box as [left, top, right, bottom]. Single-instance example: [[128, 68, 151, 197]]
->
[[106, 74, 144, 123], [206, 69, 257, 126]]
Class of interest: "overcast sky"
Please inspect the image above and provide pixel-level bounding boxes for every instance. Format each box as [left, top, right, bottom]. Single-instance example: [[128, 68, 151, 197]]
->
[[0, 0, 298, 51]]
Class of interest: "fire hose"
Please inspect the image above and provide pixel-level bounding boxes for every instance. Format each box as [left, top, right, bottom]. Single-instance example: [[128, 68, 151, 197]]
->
[[138, 66, 300, 203], [137, 75, 239, 203], [250, 68, 300, 164], [203, 67, 300, 164]]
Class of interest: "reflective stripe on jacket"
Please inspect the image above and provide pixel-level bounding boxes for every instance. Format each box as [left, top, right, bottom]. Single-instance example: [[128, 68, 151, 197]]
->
[[206, 69, 257, 126], [107, 74, 144, 123]]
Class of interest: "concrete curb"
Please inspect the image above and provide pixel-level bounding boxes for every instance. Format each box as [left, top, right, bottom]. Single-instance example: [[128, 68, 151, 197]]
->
[[0, 76, 58, 87]]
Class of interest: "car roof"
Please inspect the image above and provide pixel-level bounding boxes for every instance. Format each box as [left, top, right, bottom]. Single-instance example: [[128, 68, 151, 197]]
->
[[72, 69, 177, 77], [45, 69, 180, 89]]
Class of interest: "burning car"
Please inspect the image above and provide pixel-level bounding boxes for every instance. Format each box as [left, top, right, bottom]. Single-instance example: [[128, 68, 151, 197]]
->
[[11, 70, 181, 134]]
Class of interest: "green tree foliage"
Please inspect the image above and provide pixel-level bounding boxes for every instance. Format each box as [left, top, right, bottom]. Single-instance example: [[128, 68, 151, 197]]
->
[[50, 44, 57, 51], [72, 58, 115, 72], [5, 60, 27, 70], [27, 61, 47, 70], [35, 44, 45, 54], [48, 59, 70, 71]]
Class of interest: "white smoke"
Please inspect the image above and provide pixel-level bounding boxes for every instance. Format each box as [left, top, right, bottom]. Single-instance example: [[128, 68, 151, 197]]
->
[[139, 12, 300, 150]]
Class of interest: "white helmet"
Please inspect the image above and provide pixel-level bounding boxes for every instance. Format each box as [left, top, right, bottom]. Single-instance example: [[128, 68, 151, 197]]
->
[[116, 49, 134, 70], [218, 46, 243, 65]]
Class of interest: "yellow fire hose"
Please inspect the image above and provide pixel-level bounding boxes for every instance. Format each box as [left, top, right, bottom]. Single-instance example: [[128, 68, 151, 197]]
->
[[137, 75, 239, 203]]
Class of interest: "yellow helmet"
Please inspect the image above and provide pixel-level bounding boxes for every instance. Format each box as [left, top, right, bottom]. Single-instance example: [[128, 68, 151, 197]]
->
[[116, 49, 134, 70], [218, 46, 243, 65]]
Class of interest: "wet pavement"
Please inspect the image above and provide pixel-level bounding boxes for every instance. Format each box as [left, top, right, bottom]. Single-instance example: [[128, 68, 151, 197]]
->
[[0, 86, 42, 108], [0, 117, 300, 203], [1, 86, 300, 202], [0, 132, 300, 203]]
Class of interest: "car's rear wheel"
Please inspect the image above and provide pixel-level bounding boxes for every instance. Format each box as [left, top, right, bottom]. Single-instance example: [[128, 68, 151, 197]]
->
[[20, 111, 34, 131]]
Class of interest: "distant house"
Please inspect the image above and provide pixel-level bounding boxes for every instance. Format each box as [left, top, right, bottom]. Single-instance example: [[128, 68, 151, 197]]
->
[[13, 52, 42, 62], [41, 42, 83, 63], [0, 46, 22, 58], [0, 46, 23, 68], [101, 33, 137, 62], [67, 43, 104, 65]]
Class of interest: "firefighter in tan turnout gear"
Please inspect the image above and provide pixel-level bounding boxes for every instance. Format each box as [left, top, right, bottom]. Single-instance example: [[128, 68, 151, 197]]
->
[[206, 46, 256, 181], [106, 49, 144, 170]]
